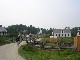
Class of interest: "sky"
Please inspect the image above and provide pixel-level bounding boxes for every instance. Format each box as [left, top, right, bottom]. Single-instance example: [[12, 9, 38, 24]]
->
[[0, 0, 80, 29]]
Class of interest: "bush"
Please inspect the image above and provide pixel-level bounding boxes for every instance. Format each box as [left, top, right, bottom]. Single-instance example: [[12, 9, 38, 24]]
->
[[40, 38, 50, 43], [59, 37, 74, 44], [0, 36, 9, 45], [19, 44, 80, 60], [20, 43, 38, 53]]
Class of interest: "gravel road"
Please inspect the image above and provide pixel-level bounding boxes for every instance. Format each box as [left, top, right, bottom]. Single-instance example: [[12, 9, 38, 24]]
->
[[0, 41, 26, 60]]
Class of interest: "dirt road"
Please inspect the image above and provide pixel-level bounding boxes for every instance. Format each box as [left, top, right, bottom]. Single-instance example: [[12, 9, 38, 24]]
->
[[0, 41, 26, 60]]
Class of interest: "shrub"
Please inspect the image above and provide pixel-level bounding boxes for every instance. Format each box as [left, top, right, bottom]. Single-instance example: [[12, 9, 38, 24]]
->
[[58, 37, 74, 44], [20, 43, 38, 53], [0, 36, 9, 45]]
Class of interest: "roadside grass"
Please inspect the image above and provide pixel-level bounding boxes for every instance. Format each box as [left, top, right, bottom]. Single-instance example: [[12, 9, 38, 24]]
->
[[18, 43, 80, 60], [0, 36, 12, 46]]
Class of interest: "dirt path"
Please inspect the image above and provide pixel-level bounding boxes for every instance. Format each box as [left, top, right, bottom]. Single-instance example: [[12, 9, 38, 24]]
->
[[0, 41, 26, 60]]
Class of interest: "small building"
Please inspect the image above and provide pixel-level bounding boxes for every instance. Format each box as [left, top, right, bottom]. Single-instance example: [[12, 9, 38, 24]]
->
[[52, 27, 71, 37], [50, 36, 58, 43], [50, 38, 58, 43], [74, 30, 80, 52], [37, 29, 42, 34], [0, 25, 7, 36]]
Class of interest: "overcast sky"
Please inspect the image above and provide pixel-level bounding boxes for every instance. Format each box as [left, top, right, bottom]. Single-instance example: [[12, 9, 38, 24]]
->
[[0, 0, 80, 29]]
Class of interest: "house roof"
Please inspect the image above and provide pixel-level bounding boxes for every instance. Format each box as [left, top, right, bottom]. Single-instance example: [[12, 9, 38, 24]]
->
[[53, 29, 71, 33], [0, 27, 7, 32]]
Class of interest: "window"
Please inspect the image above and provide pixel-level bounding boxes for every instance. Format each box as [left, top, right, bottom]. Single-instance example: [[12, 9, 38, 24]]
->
[[56, 34, 57, 36], [62, 34, 63, 36], [62, 30, 63, 33], [59, 34, 60, 37], [68, 34, 69, 36], [65, 34, 66, 37]]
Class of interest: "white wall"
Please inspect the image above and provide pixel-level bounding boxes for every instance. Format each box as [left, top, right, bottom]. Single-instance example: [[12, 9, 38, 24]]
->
[[54, 33, 71, 37]]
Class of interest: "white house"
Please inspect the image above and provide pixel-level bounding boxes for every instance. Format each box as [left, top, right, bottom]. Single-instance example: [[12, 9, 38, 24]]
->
[[0, 25, 7, 36], [52, 27, 71, 37]]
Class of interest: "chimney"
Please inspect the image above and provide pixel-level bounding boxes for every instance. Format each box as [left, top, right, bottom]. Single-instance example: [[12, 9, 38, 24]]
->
[[65, 27, 70, 30], [0, 25, 2, 27]]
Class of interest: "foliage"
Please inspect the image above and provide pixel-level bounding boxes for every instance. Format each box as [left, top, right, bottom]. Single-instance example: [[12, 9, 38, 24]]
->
[[71, 27, 80, 37], [0, 36, 11, 45], [19, 43, 38, 52], [40, 38, 50, 43], [59, 50, 75, 56], [58, 37, 74, 44], [45, 43, 59, 47], [19, 44, 80, 60]]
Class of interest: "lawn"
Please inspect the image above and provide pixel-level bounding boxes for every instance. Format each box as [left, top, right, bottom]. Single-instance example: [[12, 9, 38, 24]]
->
[[40, 37, 50, 43], [45, 43, 59, 47], [18, 43, 80, 60]]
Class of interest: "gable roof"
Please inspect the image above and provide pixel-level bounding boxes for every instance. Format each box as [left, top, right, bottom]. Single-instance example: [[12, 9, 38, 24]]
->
[[53, 29, 71, 33], [53, 29, 62, 33], [63, 29, 71, 33], [0, 27, 7, 32]]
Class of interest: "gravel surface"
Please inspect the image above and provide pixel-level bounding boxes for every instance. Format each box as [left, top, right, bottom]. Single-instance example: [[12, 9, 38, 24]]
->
[[0, 41, 26, 60]]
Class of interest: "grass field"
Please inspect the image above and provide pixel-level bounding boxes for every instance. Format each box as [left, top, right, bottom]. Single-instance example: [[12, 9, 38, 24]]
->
[[18, 43, 80, 60]]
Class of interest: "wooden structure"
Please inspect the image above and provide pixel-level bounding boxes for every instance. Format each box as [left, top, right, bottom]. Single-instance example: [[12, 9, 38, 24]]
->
[[74, 36, 80, 52], [50, 38, 58, 43]]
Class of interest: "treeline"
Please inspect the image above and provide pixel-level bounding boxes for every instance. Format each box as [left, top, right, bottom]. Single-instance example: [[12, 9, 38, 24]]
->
[[6, 24, 53, 37], [6, 24, 80, 37], [71, 27, 80, 37]]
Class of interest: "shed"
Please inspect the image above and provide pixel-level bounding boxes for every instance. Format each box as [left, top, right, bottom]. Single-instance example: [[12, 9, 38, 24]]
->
[[50, 38, 58, 43]]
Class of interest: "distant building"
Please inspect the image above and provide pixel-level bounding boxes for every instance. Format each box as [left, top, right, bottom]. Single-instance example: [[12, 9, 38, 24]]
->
[[52, 27, 71, 37], [0, 25, 7, 36], [37, 29, 42, 34]]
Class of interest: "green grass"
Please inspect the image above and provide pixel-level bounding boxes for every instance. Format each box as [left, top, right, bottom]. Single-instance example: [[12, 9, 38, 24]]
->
[[45, 43, 59, 47], [40, 37, 74, 47], [40, 38, 50, 43], [18, 43, 80, 60], [58, 37, 74, 43], [34, 34, 50, 38]]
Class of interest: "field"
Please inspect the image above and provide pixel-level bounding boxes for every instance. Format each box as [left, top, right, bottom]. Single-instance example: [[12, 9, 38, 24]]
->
[[18, 43, 80, 60]]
